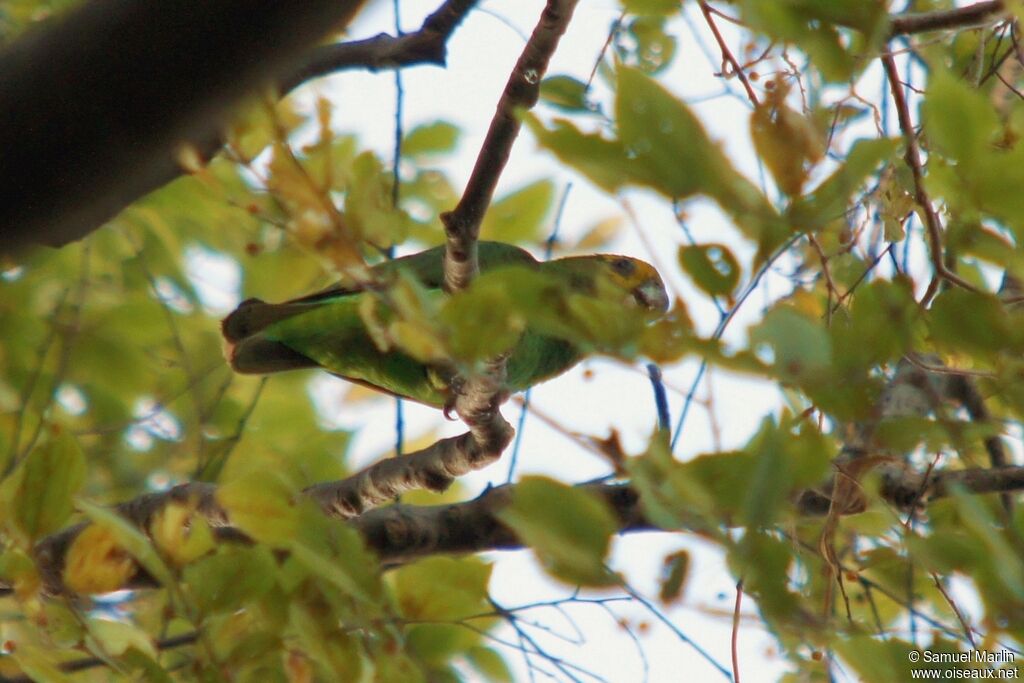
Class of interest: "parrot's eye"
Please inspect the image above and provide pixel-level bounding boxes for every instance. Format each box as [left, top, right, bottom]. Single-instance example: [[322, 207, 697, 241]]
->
[[611, 257, 635, 276]]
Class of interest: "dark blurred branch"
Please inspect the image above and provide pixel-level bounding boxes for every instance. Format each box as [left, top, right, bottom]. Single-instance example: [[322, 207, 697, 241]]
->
[[0, 0, 483, 252], [0, 0, 369, 252]]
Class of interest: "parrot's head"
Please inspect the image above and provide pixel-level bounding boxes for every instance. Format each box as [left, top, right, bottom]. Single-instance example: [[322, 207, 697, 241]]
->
[[591, 254, 670, 314], [552, 253, 669, 315]]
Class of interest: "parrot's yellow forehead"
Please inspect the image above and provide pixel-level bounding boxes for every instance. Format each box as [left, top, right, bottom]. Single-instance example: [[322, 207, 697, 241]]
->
[[592, 254, 659, 287], [584, 254, 669, 313]]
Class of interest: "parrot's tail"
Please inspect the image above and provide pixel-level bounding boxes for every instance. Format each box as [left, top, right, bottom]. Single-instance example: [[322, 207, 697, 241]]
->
[[225, 335, 318, 374], [222, 298, 314, 342], [222, 298, 324, 375]]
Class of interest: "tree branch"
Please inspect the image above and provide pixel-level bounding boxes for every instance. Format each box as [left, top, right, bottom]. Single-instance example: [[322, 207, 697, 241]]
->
[[2, 0, 479, 253], [392, 0, 580, 495], [882, 52, 980, 298], [890, 1, 1007, 37], [305, 431, 511, 518], [280, 0, 479, 95], [23, 463, 1024, 596], [310, 1, 584, 520], [0, 0, 370, 253], [442, 0, 579, 292]]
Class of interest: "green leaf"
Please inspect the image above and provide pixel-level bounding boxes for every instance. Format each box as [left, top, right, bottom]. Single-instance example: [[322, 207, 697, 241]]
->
[[833, 277, 918, 374], [86, 617, 158, 659], [184, 545, 278, 614], [540, 75, 589, 112], [392, 556, 492, 621], [728, 532, 802, 626], [736, 1, 884, 81], [750, 305, 832, 385], [467, 647, 513, 683], [441, 271, 528, 363], [623, 16, 677, 74], [392, 557, 493, 664], [8, 428, 86, 542], [524, 115, 634, 192], [930, 288, 1017, 356], [345, 151, 411, 247], [290, 504, 383, 606], [678, 243, 741, 298], [620, 0, 678, 15], [789, 138, 898, 230], [615, 67, 781, 247], [403, 121, 460, 157], [831, 637, 920, 683], [480, 179, 556, 243], [923, 70, 999, 163], [616, 66, 724, 199], [217, 469, 300, 545], [499, 476, 618, 586], [9, 644, 74, 683]]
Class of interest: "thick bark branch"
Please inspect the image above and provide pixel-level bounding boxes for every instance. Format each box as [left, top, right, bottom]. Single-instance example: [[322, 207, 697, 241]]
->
[[305, 430, 509, 518], [23, 465, 1024, 595]]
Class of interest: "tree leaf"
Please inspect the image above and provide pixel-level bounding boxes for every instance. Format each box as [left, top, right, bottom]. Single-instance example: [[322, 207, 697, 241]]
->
[[8, 428, 85, 543], [540, 75, 589, 112], [499, 476, 618, 586], [480, 179, 556, 243], [403, 121, 460, 157], [678, 243, 741, 298]]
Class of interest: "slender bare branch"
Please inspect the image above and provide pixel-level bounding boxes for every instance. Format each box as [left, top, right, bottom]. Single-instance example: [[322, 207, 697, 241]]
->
[[882, 52, 980, 296], [442, 0, 580, 291], [697, 0, 759, 107], [280, 0, 480, 94], [890, 1, 1007, 37]]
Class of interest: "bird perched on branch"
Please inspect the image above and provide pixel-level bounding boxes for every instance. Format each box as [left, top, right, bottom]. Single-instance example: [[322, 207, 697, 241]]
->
[[222, 241, 668, 408]]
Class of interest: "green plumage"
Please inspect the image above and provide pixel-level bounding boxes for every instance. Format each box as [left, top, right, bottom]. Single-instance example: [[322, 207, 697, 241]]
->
[[222, 242, 667, 408]]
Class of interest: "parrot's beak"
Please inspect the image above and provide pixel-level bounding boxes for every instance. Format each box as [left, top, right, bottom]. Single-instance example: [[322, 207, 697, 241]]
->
[[633, 278, 669, 313]]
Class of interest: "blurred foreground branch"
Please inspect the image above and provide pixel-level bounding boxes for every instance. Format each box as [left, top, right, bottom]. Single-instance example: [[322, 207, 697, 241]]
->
[[0, 0, 482, 251]]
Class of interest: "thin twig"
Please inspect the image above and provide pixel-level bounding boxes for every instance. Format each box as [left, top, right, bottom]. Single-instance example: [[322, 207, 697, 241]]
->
[[732, 580, 743, 683], [890, 1, 1006, 37], [932, 573, 977, 648], [697, 0, 759, 107], [881, 52, 980, 298]]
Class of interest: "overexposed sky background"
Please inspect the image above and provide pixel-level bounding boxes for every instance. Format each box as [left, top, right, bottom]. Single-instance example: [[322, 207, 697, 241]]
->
[[185, 1, 902, 680]]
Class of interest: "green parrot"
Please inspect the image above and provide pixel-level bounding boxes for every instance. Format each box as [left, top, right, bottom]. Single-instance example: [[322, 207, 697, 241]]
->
[[222, 241, 668, 408]]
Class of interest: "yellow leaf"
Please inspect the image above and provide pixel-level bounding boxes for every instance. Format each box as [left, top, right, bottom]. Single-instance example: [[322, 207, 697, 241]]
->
[[64, 524, 136, 595]]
